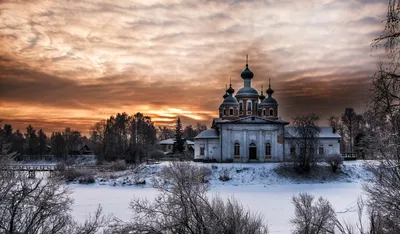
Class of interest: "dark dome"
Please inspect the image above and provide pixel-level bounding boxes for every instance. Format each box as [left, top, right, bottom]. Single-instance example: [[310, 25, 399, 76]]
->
[[259, 91, 265, 101], [236, 87, 258, 96], [223, 93, 229, 99], [266, 86, 274, 96], [241, 64, 254, 79], [261, 96, 278, 105], [226, 84, 234, 94]]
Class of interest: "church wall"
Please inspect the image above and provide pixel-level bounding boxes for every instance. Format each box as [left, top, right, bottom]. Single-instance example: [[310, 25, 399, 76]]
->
[[194, 138, 220, 160], [284, 138, 341, 159], [221, 123, 285, 162]]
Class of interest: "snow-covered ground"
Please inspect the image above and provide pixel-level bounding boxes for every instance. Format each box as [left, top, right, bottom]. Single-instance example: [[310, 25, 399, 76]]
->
[[70, 161, 374, 233]]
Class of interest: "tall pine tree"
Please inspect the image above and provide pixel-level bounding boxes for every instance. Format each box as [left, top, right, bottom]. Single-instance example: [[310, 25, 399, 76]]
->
[[173, 117, 185, 154]]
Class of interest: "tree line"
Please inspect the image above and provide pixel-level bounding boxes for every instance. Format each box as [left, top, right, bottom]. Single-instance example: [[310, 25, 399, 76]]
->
[[0, 123, 85, 161]]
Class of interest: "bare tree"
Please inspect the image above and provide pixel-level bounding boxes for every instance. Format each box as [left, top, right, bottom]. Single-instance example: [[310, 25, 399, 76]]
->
[[0, 129, 109, 234], [115, 162, 268, 234], [291, 113, 321, 173], [291, 193, 337, 234]]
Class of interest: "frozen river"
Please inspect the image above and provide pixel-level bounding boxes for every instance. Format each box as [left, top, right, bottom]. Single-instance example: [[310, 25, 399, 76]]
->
[[71, 182, 363, 233]]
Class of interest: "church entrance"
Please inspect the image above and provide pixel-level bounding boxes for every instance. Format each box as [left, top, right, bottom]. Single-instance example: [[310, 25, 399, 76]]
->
[[249, 142, 257, 160]]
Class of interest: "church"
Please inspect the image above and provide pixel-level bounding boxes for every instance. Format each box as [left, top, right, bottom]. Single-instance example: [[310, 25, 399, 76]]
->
[[194, 57, 341, 162]]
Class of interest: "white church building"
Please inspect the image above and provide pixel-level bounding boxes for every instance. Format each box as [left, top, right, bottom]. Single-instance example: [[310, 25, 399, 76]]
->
[[194, 58, 341, 162]]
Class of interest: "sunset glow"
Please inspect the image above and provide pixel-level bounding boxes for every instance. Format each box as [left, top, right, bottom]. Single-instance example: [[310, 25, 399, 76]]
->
[[0, 0, 387, 135]]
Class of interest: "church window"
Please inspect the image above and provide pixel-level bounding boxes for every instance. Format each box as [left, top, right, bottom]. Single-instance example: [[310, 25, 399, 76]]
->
[[200, 144, 205, 156], [265, 143, 271, 155], [263, 109, 266, 116], [269, 108, 274, 116], [229, 107, 234, 116], [255, 102, 258, 111], [223, 109, 226, 116], [319, 145, 324, 155], [239, 102, 243, 112], [247, 100, 252, 111], [234, 142, 240, 155]]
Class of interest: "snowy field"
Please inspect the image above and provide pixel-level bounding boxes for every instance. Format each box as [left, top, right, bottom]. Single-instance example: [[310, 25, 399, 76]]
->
[[70, 161, 371, 233]]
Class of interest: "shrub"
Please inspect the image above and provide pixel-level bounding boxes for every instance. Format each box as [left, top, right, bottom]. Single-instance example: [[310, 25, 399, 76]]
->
[[79, 175, 95, 184], [148, 150, 165, 161], [61, 168, 86, 182], [325, 154, 343, 173], [199, 167, 212, 183], [219, 169, 230, 182], [108, 160, 127, 171]]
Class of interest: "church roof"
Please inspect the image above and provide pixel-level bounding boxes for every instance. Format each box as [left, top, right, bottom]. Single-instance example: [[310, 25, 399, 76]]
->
[[194, 129, 218, 139], [214, 116, 289, 125], [260, 96, 278, 105], [284, 126, 341, 139], [158, 138, 194, 145], [221, 95, 239, 105], [236, 87, 259, 96]]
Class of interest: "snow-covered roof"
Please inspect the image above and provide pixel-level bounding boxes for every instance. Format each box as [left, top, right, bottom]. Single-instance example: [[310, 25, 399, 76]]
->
[[213, 116, 289, 125], [158, 138, 194, 145], [285, 126, 341, 139], [194, 129, 218, 139]]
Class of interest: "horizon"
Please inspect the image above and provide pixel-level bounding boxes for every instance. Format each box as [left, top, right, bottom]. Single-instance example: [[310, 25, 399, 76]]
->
[[0, 0, 386, 136]]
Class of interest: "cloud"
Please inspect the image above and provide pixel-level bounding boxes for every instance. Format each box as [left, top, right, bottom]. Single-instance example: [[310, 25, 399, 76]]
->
[[0, 0, 388, 134]]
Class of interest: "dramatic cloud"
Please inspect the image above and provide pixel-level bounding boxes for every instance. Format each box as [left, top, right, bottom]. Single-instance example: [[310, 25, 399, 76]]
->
[[0, 0, 388, 135]]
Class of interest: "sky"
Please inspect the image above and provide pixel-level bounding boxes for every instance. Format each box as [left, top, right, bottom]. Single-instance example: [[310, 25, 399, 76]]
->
[[0, 0, 388, 136]]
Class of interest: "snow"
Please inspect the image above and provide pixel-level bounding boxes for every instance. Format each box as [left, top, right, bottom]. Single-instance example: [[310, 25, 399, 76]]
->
[[70, 161, 373, 233]]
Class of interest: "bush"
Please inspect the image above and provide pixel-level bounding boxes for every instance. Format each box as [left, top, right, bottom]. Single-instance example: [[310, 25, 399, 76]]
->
[[108, 160, 127, 171], [199, 167, 212, 183], [61, 168, 86, 182], [325, 154, 343, 173], [219, 169, 230, 182], [79, 175, 95, 184], [148, 150, 165, 161]]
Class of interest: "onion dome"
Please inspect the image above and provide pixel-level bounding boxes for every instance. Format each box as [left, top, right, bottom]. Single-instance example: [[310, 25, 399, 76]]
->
[[259, 88, 265, 101], [241, 64, 254, 79], [266, 85, 274, 96], [262, 95, 278, 105], [261, 80, 278, 105], [220, 83, 239, 107], [222, 84, 229, 99], [236, 87, 258, 95], [222, 95, 239, 105], [227, 83, 234, 95], [240, 54, 254, 80]]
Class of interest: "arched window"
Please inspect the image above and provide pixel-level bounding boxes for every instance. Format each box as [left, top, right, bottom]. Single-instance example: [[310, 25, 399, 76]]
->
[[319, 144, 324, 155], [234, 142, 240, 155], [263, 109, 266, 116], [229, 107, 234, 116], [255, 102, 258, 111], [247, 100, 252, 111], [269, 108, 274, 116], [265, 142, 271, 155], [223, 109, 226, 116], [239, 102, 243, 112]]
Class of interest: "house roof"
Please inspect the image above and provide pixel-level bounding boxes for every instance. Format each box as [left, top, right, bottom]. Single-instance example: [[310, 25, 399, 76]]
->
[[158, 138, 194, 145], [194, 129, 219, 139], [285, 126, 341, 139]]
